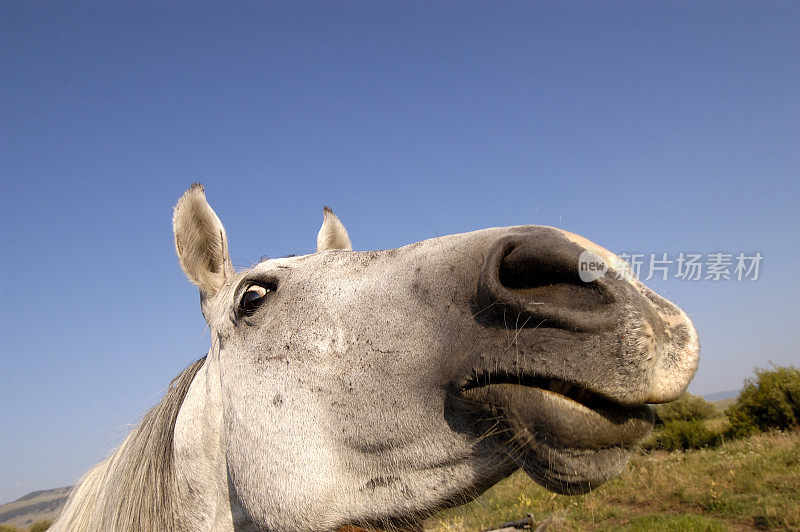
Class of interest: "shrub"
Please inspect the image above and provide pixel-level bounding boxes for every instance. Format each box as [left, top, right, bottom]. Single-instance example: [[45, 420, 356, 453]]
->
[[726, 365, 800, 437], [653, 392, 718, 425], [643, 419, 721, 451], [29, 521, 52, 532]]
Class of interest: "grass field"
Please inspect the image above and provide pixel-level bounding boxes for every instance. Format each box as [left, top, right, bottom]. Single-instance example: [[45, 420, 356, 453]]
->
[[424, 431, 800, 531]]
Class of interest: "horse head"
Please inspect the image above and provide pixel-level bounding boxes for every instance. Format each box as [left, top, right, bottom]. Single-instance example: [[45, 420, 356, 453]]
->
[[169, 184, 698, 530]]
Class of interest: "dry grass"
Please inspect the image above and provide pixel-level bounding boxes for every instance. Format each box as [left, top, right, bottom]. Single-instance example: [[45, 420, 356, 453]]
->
[[425, 431, 800, 531]]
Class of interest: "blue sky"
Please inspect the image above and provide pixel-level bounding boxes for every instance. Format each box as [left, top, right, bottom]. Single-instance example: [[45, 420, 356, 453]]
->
[[1, 1, 798, 503]]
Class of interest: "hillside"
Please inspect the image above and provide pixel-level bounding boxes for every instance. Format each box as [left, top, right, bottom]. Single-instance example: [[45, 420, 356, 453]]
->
[[0, 488, 70, 529]]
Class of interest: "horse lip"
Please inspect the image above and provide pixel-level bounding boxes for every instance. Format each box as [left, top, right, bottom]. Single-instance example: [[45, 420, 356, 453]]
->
[[459, 372, 637, 410], [458, 374, 655, 450]]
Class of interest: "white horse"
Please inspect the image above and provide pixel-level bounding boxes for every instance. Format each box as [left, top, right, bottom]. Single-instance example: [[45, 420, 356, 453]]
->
[[53, 184, 699, 531]]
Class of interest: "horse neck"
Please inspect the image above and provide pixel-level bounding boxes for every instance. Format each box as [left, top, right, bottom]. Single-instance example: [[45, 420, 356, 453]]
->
[[172, 351, 249, 530]]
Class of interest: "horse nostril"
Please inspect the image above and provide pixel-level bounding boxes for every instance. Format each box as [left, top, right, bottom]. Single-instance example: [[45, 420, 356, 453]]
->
[[476, 231, 616, 331], [499, 243, 611, 312]]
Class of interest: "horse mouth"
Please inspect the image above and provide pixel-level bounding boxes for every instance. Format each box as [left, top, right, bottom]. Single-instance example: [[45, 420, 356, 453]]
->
[[459, 374, 654, 494]]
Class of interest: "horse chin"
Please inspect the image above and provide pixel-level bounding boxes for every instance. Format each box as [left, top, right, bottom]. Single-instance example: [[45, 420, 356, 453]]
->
[[461, 382, 654, 494], [516, 438, 634, 495]]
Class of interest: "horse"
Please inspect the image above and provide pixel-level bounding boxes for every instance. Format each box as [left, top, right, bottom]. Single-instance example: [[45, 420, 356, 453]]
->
[[52, 184, 699, 531]]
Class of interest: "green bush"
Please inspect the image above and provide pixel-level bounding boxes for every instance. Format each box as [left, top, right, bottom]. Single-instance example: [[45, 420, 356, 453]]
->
[[653, 392, 718, 425], [726, 365, 800, 437], [28, 521, 52, 532], [643, 419, 721, 451]]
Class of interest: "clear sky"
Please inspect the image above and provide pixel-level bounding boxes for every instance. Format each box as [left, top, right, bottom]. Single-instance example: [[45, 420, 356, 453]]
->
[[1, 1, 798, 503]]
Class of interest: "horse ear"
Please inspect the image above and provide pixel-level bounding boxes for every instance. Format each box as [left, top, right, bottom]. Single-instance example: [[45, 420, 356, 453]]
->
[[316, 206, 352, 251], [173, 184, 233, 296]]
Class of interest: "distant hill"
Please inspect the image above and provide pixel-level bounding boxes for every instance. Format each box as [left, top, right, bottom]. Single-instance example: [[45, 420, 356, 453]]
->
[[704, 389, 740, 413], [0, 487, 70, 528], [704, 389, 739, 402]]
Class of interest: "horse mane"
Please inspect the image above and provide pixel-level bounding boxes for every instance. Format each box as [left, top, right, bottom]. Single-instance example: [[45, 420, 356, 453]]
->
[[52, 356, 207, 531]]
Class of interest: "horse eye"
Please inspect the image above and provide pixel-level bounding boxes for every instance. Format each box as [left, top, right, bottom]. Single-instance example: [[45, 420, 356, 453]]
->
[[239, 284, 273, 315]]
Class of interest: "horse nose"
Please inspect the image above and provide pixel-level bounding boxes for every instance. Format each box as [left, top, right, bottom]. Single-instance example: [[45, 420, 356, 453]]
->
[[476, 228, 617, 332], [472, 226, 699, 405]]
